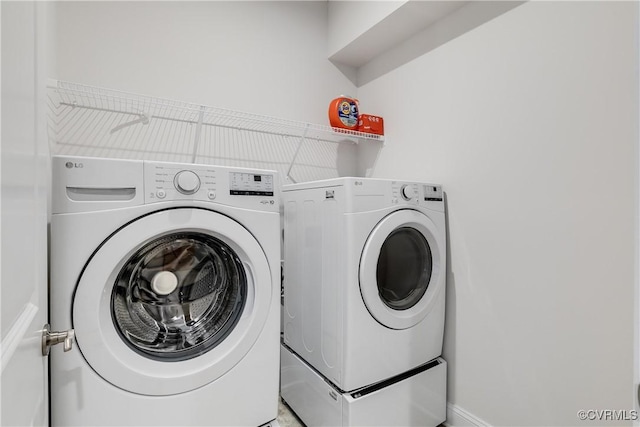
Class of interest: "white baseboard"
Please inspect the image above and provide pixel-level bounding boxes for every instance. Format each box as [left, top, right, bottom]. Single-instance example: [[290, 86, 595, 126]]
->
[[445, 403, 491, 427]]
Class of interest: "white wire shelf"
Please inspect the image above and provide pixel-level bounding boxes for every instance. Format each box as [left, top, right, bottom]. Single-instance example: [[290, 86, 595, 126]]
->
[[46, 80, 384, 182]]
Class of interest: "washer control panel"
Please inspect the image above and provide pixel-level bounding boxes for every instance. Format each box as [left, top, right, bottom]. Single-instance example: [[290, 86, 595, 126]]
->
[[146, 163, 216, 202], [143, 161, 278, 210], [230, 172, 274, 196]]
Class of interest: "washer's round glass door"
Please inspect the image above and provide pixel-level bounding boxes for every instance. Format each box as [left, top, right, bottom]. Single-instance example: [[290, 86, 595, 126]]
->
[[359, 210, 443, 330], [73, 208, 273, 396], [111, 232, 246, 362]]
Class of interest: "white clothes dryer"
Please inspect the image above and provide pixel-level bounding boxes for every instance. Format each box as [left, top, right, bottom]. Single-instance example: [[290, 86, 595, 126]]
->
[[282, 177, 447, 392], [49, 156, 281, 426]]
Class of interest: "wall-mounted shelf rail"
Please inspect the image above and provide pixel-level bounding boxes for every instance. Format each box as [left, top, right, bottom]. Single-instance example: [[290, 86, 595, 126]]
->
[[46, 80, 384, 182]]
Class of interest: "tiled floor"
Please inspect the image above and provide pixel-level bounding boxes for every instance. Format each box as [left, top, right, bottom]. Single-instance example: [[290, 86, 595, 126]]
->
[[277, 398, 305, 427]]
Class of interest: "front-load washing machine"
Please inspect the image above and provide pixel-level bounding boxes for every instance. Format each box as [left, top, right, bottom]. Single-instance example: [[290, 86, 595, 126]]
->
[[281, 177, 447, 426], [49, 156, 281, 426]]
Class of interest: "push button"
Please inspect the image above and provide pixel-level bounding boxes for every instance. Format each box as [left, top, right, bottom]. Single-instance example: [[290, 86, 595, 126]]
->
[[156, 189, 166, 199]]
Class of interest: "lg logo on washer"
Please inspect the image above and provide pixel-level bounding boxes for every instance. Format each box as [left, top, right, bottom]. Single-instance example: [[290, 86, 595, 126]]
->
[[65, 161, 83, 169]]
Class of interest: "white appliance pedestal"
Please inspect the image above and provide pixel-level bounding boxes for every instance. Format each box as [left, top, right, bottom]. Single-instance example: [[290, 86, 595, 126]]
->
[[280, 344, 447, 427]]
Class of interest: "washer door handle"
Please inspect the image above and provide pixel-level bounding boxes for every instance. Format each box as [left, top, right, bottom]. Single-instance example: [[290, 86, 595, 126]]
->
[[42, 324, 75, 356]]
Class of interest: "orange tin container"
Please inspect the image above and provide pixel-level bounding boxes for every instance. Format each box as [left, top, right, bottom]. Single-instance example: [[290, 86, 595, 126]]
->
[[328, 96, 359, 130], [358, 114, 384, 135]]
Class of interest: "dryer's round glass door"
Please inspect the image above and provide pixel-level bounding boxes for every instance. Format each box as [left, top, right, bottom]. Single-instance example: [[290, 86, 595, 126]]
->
[[359, 209, 444, 330], [112, 232, 246, 361], [376, 227, 432, 310]]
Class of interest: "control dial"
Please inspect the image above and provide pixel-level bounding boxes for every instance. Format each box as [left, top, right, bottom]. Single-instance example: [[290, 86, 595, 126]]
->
[[174, 170, 201, 195], [400, 185, 415, 201]]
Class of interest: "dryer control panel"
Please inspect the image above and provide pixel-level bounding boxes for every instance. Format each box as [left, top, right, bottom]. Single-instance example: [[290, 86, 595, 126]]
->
[[423, 185, 443, 202], [390, 182, 443, 206], [284, 177, 443, 214]]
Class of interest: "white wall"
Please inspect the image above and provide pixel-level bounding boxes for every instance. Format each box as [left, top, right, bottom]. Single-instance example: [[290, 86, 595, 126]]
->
[[357, 2, 637, 426], [52, 1, 358, 182]]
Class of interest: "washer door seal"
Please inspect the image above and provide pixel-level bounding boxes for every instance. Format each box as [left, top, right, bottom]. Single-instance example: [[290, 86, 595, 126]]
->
[[359, 209, 444, 330], [73, 208, 272, 396]]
